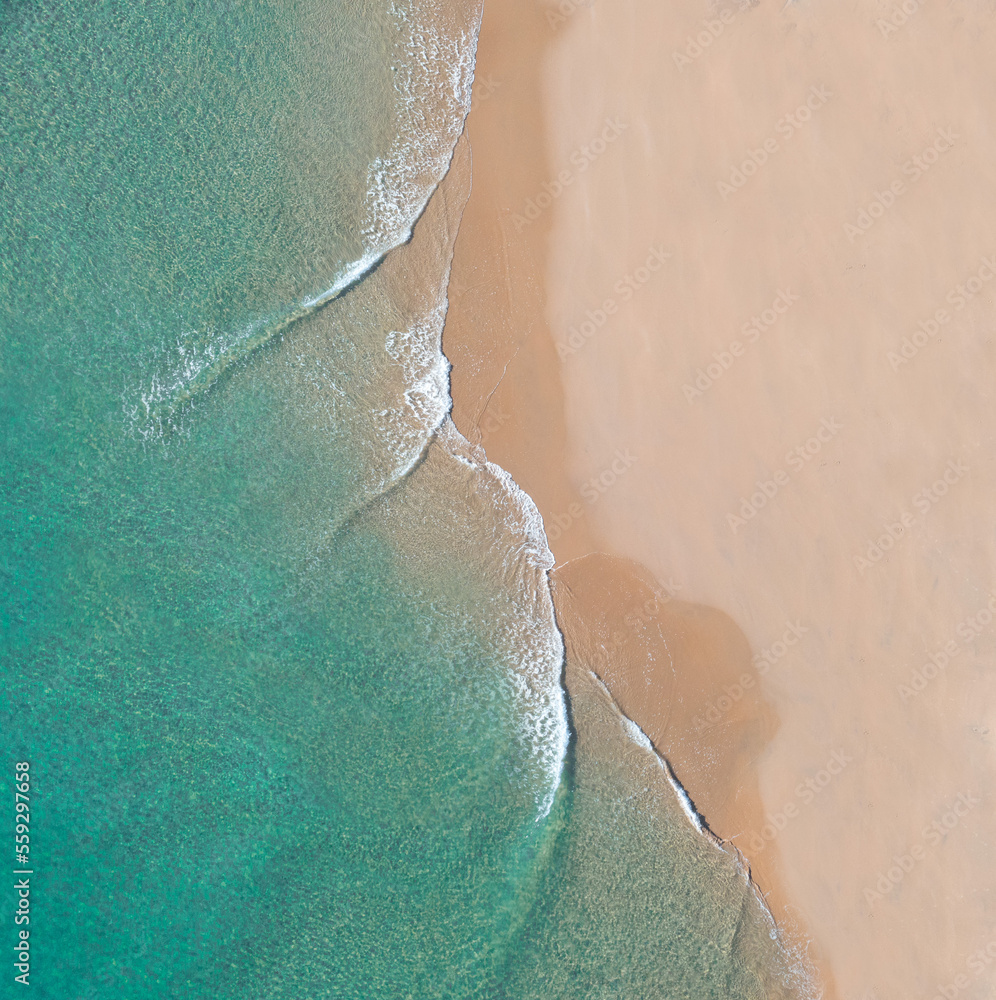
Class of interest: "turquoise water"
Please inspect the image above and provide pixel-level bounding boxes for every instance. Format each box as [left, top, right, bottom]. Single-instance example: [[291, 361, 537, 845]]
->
[[1, 1, 809, 996]]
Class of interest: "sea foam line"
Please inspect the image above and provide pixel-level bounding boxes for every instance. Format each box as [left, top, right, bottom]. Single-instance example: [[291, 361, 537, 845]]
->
[[586, 672, 824, 997], [129, 249, 387, 441], [587, 670, 715, 839], [437, 421, 570, 821], [129, 0, 483, 442]]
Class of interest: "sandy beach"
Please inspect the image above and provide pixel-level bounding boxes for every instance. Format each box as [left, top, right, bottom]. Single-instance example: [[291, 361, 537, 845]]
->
[[445, 0, 996, 996]]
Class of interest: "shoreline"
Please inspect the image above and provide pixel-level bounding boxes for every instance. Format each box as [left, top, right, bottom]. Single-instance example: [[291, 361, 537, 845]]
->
[[441, 0, 832, 992], [446, 0, 996, 997]]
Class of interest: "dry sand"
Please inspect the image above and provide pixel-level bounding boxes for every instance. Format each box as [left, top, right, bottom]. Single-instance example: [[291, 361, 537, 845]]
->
[[445, 0, 996, 997]]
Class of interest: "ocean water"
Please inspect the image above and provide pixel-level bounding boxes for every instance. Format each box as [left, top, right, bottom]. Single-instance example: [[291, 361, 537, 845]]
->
[[1, 1, 809, 997]]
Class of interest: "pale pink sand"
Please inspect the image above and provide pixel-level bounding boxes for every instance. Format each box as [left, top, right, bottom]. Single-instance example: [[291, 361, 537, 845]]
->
[[446, 0, 831, 989], [537, 0, 996, 996]]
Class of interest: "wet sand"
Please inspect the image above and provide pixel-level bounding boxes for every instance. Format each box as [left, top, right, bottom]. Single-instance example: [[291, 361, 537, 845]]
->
[[444, 0, 598, 565], [547, 554, 808, 937], [444, 0, 831, 987], [446, 0, 996, 996]]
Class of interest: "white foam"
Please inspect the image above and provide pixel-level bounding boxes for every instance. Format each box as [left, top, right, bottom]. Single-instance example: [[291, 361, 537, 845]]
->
[[125, 249, 385, 443], [588, 669, 711, 836], [362, 0, 480, 251], [666, 764, 708, 835], [376, 299, 453, 485], [369, 12, 570, 806], [438, 421, 569, 820]]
